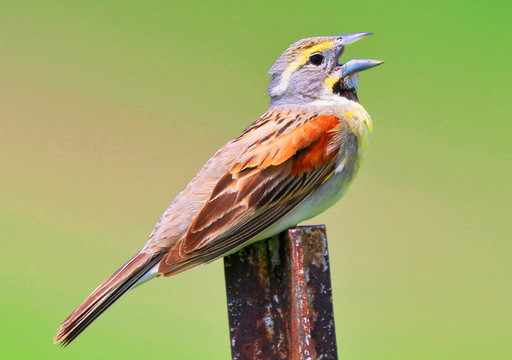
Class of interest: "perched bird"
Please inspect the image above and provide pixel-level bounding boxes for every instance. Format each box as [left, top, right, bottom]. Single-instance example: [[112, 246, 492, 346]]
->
[[55, 32, 382, 346]]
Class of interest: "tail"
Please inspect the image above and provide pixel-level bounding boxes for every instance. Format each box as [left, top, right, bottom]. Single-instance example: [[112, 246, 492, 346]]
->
[[54, 251, 162, 346]]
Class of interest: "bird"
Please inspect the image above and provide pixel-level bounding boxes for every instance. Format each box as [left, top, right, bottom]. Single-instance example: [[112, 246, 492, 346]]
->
[[54, 32, 382, 346]]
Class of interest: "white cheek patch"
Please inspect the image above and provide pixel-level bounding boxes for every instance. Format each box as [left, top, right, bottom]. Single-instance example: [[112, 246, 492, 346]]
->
[[271, 70, 293, 96]]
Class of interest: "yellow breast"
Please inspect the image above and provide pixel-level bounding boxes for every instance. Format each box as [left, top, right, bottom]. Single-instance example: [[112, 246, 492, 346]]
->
[[343, 104, 373, 149]]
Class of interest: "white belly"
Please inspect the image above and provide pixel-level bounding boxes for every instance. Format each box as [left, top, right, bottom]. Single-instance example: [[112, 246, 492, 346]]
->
[[253, 160, 359, 242]]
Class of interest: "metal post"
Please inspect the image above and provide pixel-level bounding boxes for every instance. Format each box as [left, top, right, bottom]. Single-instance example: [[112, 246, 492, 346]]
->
[[224, 225, 338, 360]]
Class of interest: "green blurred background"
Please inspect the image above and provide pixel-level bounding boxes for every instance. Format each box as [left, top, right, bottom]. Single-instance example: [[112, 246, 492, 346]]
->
[[1, 1, 510, 359]]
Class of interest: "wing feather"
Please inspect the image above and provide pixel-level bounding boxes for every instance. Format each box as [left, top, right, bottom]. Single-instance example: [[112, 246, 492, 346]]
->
[[158, 114, 341, 275]]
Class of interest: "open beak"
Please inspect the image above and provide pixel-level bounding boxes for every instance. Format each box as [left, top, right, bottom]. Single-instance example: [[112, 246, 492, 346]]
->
[[341, 58, 384, 78], [336, 32, 384, 78], [339, 32, 374, 46]]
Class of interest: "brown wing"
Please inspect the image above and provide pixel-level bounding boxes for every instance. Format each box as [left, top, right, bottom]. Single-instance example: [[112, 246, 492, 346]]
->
[[158, 115, 342, 275]]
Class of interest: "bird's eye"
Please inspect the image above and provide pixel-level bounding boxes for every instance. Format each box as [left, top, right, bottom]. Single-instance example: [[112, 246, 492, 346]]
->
[[309, 53, 324, 66]]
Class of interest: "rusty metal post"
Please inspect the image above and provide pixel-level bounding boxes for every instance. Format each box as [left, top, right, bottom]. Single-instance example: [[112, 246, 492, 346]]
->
[[224, 225, 338, 360]]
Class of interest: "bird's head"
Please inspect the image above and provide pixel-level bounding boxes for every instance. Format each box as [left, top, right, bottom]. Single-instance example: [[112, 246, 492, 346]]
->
[[268, 32, 383, 104]]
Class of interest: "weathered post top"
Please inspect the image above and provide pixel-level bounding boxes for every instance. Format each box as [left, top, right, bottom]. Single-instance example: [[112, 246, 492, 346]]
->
[[224, 225, 338, 360]]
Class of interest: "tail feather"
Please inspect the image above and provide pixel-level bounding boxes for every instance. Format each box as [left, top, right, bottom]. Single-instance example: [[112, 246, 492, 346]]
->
[[54, 251, 162, 346]]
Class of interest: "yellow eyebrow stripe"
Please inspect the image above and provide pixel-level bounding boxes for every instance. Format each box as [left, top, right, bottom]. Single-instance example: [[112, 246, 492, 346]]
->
[[301, 42, 335, 58], [287, 41, 335, 73]]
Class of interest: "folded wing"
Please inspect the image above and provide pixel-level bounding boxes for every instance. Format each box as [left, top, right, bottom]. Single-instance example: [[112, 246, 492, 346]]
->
[[158, 114, 342, 275]]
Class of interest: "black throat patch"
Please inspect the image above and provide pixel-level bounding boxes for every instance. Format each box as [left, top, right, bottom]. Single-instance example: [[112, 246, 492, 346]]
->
[[332, 79, 359, 102]]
